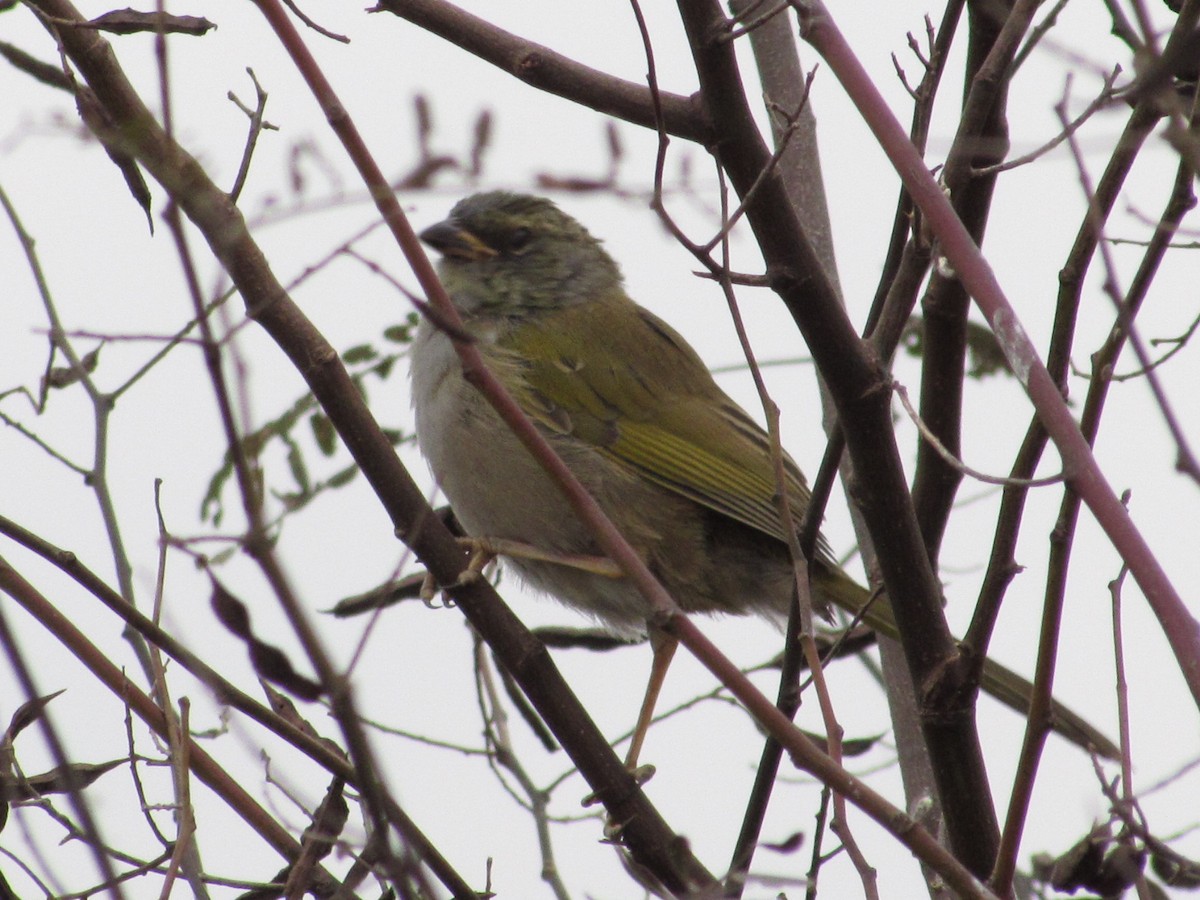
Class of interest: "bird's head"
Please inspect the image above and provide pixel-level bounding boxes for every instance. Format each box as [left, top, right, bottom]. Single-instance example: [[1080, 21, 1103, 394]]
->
[[419, 192, 622, 318]]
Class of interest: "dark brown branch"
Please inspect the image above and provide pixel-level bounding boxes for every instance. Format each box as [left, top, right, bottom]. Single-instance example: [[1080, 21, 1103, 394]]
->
[[966, 101, 1164, 658], [0, 555, 347, 895], [910, 0, 1022, 580], [676, 0, 997, 876], [970, 100, 1165, 896], [991, 93, 1199, 897], [373, 0, 711, 143], [24, 0, 714, 891], [721, 4, 862, 890], [794, 0, 1198, 733]]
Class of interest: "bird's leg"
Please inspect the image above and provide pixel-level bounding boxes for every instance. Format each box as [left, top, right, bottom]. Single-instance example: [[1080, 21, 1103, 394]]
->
[[624, 624, 678, 774], [421, 536, 623, 602], [468, 536, 624, 577], [582, 624, 675, 808]]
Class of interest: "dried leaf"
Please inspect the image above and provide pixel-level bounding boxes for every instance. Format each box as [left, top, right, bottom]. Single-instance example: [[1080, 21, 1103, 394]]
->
[[532, 626, 636, 651], [1045, 826, 1109, 892], [1037, 823, 1144, 896], [793, 729, 882, 758], [760, 831, 805, 854], [285, 777, 348, 895], [263, 686, 346, 762], [210, 577, 252, 638], [88, 9, 215, 35], [4, 690, 65, 745], [1091, 843, 1145, 897], [211, 578, 322, 700], [1152, 843, 1200, 887], [2, 759, 124, 801], [249, 642, 321, 701], [0, 41, 72, 90], [328, 575, 426, 617], [43, 346, 100, 390], [840, 733, 886, 757]]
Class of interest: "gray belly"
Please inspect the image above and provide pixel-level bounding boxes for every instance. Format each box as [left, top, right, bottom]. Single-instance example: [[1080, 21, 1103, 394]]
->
[[410, 324, 653, 632]]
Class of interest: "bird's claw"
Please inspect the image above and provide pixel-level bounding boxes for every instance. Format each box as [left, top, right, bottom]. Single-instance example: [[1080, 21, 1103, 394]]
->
[[418, 571, 443, 607]]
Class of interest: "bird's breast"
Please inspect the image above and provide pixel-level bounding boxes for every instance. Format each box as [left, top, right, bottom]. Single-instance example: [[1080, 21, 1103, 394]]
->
[[410, 320, 578, 547]]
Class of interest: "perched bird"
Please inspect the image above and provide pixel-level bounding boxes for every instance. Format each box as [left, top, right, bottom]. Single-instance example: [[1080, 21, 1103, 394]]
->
[[410, 191, 1116, 764]]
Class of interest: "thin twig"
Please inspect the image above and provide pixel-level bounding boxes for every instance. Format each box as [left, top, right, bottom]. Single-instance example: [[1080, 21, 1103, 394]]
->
[[976, 68, 1121, 175], [893, 381, 1064, 488], [472, 632, 573, 900], [0, 514, 472, 896], [794, 0, 1197, 713], [227, 68, 276, 203], [1055, 97, 1200, 484]]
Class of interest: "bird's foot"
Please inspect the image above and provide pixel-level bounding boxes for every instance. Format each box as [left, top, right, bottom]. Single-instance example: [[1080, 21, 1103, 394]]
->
[[418, 537, 497, 606], [420, 536, 620, 604]]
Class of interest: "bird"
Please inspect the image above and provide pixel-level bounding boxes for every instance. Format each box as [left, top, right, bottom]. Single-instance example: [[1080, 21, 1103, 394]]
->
[[409, 190, 1117, 767]]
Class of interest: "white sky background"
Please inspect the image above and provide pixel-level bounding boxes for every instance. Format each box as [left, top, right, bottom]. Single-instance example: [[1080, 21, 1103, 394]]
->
[[1, 0, 1199, 897]]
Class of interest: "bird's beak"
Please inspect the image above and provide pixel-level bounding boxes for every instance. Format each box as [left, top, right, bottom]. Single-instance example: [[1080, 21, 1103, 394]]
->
[[419, 219, 499, 261]]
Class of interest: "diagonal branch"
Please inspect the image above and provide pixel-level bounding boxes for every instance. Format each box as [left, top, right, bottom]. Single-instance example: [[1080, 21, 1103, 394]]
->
[[373, 0, 710, 143], [909, 0, 1025, 575], [795, 0, 1199, 710], [0, 555, 346, 895], [258, 0, 998, 891], [25, 0, 715, 891], [675, 0, 998, 875]]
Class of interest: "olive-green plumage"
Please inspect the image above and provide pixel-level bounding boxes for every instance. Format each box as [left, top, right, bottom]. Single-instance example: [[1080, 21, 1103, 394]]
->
[[410, 191, 1115, 759]]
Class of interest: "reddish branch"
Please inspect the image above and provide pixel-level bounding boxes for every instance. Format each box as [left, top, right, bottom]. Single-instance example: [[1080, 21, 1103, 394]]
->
[[25, 0, 713, 892], [671, 0, 1000, 875], [373, 0, 710, 143], [793, 0, 1199, 712], [0, 556, 345, 893], [255, 0, 1004, 892]]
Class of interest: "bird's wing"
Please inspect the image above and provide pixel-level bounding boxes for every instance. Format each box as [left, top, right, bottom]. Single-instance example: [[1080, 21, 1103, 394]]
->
[[502, 295, 813, 546]]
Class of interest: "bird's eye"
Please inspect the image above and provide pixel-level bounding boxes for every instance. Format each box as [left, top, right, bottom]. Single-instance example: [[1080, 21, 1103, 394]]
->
[[506, 227, 533, 254]]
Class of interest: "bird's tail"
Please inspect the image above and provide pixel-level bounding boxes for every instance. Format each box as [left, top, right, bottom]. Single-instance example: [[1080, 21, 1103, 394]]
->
[[812, 565, 1118, 760]]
